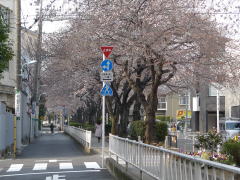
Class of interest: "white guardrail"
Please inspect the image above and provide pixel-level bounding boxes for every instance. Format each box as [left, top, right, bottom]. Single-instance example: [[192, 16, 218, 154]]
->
[[64, 126, 92, 150], [109, 134, 240, 180]]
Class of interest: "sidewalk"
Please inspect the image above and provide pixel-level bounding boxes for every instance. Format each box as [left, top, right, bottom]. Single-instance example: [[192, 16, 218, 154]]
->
[[91, 136, 109, 154]]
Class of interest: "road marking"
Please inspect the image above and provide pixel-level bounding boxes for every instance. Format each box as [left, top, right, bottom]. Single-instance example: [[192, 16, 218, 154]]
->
[[46, 174, 66, 180], [36, 160, 71, 163], [59, 163, 73, 170], [33, 163, 48, 171], [7, 164, 23, 172], [84, 162, 101, 169], [0, 170, 100, 178]]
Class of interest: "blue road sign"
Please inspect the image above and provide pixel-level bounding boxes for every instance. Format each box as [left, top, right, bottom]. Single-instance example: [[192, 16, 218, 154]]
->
[[101, 84, 113, 96], [100, 59, 113, 71]]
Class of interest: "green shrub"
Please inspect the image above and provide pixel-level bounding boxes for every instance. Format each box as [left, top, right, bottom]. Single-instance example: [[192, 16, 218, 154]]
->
[[129, 121, 145, 140], [195, 130, 223, 153], [222, 140, 240, 167], [82, 123, 95, 132], [69, 121, 81, 127], [69, 121, 95, 131], [155, 122, 168, 142], [156, 115, 171, 122]]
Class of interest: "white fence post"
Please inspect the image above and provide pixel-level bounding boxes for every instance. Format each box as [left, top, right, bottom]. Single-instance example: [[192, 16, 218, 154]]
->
[[64, 126, 92, 151], [109, 134, 240, 180]]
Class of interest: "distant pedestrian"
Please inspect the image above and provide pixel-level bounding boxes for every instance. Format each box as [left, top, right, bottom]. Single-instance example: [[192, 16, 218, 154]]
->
[[95, 121, 102, 143], [50, 123, 54, 134]]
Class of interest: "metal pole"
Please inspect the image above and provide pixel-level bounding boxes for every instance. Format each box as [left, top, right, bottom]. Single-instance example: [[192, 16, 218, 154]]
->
[[33, 0, 43, 136], [185, 90, 188, 135], [102, 54, 106, 168], [16, 0, 21, 90], [216, 89, 220, 133], [13, 116, 17, 158], [15, 0, 22, 152]]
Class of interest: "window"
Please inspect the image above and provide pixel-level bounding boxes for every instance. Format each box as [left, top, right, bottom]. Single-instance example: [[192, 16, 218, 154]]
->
[[158, 97, 167, 110], [0, 6, 11, 27], [179, 95, 189, 105], [226, 122, 240, 130]]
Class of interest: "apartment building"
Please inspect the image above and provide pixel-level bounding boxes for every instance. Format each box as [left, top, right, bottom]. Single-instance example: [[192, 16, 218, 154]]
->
[[157, 84, 226, 133], [0, 1, 17, 112], [157, 93, 191, 121]]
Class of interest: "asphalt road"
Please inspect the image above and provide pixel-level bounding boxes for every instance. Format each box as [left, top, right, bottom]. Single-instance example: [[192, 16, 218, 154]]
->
[[0, 128, 114, 180]]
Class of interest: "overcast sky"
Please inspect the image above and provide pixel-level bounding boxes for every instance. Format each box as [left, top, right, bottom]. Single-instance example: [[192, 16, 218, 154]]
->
[[22, 0, 72, 33], [22, 0, 240, 38]]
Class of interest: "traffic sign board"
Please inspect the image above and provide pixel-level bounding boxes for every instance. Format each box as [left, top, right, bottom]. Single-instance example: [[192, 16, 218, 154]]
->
[[101, 59, 113, 71], [100, 72, 113, 82], [101, 46, 113, 58], [101, 84, 113, 96]]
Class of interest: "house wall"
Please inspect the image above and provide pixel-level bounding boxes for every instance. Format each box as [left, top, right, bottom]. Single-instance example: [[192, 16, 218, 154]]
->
[[0, 1, 17, 110], [224, 89, 240, 118]]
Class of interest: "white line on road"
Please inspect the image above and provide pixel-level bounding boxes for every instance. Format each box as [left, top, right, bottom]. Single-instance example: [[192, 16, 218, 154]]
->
[[0, 170, 101, 178], [59, 163, 73, 170], [7, 164, 23, 172], [33, 163, 48, 171], [84, 162, 101, 169], [35, 160, 72, 163]]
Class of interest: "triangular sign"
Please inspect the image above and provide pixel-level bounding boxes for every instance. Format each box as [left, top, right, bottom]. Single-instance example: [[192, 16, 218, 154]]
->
[[101, 84, 113, 96], [101, 46, 113, 58]]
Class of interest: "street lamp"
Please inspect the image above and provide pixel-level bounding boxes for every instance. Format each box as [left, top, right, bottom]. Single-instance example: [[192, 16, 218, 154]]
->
[[22, 60, 37, 67], [19, 60, 37, 77], [21, 60, 37, 143], [15, 60, 37, 151]]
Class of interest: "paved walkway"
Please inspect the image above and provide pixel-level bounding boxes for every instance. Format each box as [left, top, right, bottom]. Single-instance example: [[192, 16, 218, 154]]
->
[[0, 128, 114, 180], [91, 136, 109, 157]]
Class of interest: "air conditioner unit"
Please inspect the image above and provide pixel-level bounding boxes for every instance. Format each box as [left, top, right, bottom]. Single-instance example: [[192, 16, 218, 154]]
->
[[193, 97, 200, 111]]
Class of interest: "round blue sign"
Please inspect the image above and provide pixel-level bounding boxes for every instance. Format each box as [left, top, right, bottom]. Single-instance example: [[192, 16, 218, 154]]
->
[[100, 59, 113, 71]]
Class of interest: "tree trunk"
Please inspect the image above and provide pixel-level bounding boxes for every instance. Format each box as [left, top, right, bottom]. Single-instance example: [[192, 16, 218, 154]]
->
[[111, 115, 118, 135], [144, 108, 156, 144], [119, 106, 129, 137], [133, 99, 141, 121]]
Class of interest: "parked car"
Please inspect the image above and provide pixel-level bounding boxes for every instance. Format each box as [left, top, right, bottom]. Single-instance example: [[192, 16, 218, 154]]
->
[[220, 117, 240, 140]]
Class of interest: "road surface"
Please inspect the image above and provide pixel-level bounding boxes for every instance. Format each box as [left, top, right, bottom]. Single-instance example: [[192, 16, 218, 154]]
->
[[0, 128, 113, 180]]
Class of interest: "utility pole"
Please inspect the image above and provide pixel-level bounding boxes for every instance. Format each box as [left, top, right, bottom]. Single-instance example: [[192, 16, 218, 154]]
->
[[217, 89, 220, 133], [15, 0, 22, 153], [32, 0, 43, 137], [16, 0, 21, 90]]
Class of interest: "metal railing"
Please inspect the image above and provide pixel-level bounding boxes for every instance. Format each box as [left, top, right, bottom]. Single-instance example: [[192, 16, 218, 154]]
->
[[109, 134, 240, 180], [64, 126, 92, 150]]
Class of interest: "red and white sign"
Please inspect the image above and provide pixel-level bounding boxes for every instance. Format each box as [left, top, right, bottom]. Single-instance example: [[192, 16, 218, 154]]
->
[[101, 46, 113, 58]]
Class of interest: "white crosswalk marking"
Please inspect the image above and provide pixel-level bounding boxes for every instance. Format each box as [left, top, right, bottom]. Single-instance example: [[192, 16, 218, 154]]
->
[[59, 163, 73, 170], [84, 162, 101, 169], [7, 164, 23, 172], [33, 163, 48, 171]]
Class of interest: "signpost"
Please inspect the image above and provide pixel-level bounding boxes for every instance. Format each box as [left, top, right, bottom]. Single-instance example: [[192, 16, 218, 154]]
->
[[100, 46, 113, 168], [101, 60, 113, 71], [100, 72, 113, 82], [101, 46, 113, 58], [101, 83, 113, 96]]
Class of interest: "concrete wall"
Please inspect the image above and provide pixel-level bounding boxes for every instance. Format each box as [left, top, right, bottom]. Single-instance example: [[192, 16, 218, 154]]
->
[[0, 102, 14, 155]]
